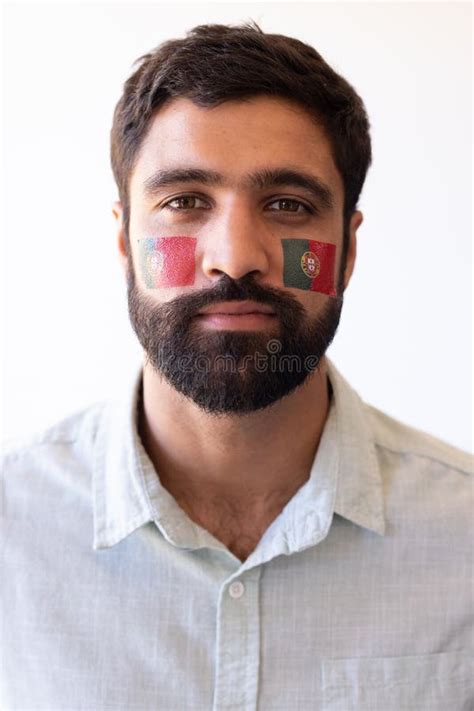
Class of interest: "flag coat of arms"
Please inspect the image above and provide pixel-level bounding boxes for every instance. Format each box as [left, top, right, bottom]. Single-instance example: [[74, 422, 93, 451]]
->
[[281, 238, 337, 296], [138, 236, 196, 288]]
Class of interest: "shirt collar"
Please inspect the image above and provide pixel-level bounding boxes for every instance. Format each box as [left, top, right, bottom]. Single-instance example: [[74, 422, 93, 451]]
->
[[327, 359, 386, 537], [92, 367, 153, 549], [92, 358, 385, 554]]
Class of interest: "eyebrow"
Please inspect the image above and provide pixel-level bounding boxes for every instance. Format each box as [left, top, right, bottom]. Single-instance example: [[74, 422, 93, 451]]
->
[[142, 167, 335, 210]]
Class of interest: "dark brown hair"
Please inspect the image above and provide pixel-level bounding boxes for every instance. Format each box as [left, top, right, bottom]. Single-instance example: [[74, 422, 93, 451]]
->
[[110, 22, 372, 245]]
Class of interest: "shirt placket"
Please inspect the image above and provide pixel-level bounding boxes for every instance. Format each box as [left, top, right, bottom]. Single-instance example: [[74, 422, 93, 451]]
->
[[212, 566, 262, 711]]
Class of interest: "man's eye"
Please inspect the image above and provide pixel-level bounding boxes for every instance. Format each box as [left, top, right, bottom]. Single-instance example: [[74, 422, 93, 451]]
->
[[266, 198, 312, 214], [163, 195, 208, 211]]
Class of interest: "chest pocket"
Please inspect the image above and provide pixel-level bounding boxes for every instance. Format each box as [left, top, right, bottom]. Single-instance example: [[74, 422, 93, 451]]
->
[[320, 651, 473, 711]]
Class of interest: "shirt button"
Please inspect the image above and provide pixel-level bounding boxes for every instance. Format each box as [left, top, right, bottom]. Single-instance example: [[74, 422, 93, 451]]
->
[[228, 581, 245, 599]]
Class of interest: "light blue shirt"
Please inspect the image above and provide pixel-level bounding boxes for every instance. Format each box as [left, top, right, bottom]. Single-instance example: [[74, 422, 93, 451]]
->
[[1, 360, 473, 710]]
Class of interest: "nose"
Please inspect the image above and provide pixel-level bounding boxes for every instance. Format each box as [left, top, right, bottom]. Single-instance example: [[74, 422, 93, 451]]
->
[[200, 200, 271, 282]]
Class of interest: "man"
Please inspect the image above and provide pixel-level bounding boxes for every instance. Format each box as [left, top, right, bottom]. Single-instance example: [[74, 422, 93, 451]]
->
[[2, 22, 472, 711]]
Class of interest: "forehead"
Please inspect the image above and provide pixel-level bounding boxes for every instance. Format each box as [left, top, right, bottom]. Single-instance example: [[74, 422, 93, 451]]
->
[[129, 96, 343, 204]]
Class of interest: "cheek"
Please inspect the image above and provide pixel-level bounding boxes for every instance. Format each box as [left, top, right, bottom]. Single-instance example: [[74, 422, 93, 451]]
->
[[281, 238, 337, 296], [137, 236, 197, 288], [133, 234, 338, 295]]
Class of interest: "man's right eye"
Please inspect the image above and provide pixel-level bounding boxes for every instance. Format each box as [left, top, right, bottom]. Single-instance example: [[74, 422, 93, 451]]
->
[[162, 195, 209, 211]]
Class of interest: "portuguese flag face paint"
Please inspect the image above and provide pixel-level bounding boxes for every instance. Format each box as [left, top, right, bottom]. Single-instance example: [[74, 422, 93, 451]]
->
[[137, 236, 196, 288], [282, 238, 337, 296]]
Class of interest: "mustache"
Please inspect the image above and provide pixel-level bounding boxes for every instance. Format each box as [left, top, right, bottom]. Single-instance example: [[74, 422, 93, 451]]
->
[[157, 273, 307, 322]]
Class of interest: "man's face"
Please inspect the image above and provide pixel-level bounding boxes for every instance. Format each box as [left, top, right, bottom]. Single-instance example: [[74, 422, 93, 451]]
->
[[115, 96, 361, 415]]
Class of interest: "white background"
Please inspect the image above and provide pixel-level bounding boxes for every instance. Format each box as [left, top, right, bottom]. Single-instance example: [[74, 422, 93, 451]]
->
[[2, 1, 472, 451]]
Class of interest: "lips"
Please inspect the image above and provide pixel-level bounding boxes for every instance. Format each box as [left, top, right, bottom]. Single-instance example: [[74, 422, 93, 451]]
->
[[197, 300, 276, 316]]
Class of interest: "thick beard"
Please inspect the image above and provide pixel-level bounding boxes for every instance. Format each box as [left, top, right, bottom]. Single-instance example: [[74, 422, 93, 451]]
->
[[127, 264, 343, 416]]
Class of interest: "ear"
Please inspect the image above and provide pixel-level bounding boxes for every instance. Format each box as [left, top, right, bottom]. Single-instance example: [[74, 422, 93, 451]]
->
[[343, 210, 363, 290], [112, 201, 128, 276]]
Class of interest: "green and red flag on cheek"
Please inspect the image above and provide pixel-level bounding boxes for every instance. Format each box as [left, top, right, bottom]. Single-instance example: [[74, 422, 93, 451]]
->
[[281, 238, 337, 296], [138, 236, 196, 288]]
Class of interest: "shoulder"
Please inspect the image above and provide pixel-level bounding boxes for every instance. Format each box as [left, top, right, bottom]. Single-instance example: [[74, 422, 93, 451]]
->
[[361, 404, 472, 539], [1, 402, 111, 584], [1, 401, 106, 484], [366, 403, 473, 477]]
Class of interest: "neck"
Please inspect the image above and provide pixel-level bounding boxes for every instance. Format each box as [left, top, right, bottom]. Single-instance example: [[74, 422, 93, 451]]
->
[[138, 357, 331, 515]]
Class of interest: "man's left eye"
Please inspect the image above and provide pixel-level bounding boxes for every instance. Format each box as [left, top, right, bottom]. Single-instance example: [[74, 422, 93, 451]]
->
[[266, 198, 310, 213]]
